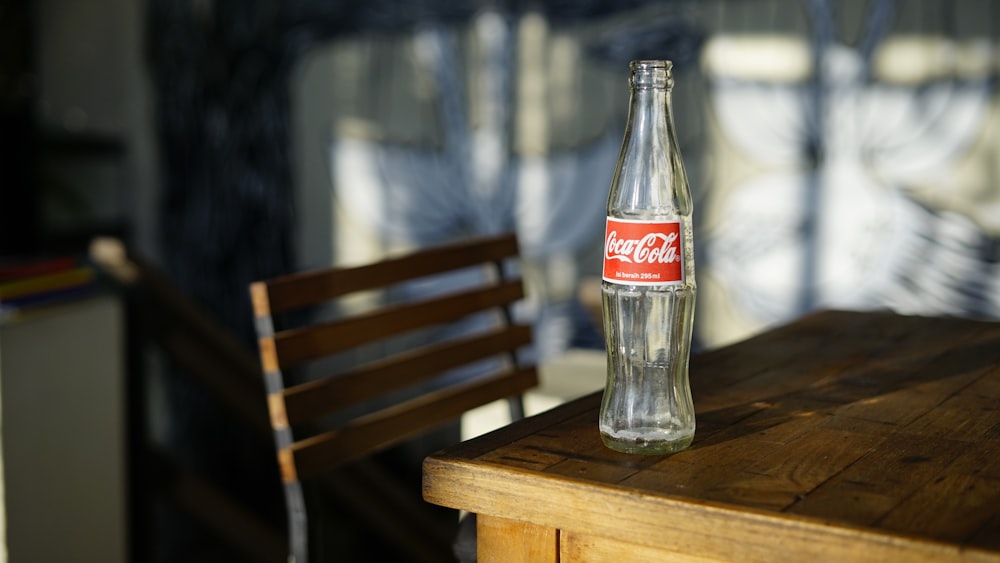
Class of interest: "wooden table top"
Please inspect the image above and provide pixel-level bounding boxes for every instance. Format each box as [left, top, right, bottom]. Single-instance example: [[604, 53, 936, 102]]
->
[[423, 310, 1000, 562]]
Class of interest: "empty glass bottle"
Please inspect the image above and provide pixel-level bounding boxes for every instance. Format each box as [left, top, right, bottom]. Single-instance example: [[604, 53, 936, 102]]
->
[[599, 60, 696, 455]]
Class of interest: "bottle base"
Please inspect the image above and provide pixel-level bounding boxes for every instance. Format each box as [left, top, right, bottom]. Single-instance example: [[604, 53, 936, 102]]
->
[[600, 431, 694, 455]]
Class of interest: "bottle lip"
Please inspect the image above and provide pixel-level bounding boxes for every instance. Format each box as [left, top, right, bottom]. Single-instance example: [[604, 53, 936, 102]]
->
[[630, 60, 673, 71]]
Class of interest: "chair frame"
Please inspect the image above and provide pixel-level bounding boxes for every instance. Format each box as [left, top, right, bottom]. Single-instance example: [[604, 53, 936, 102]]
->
[[249, 233, 538, 562]]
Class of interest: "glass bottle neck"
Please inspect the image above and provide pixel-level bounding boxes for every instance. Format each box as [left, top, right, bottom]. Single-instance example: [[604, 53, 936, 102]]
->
[[626, 60, 673, 139], [609, 59, 690, 217], [624, 62, 674, 155]]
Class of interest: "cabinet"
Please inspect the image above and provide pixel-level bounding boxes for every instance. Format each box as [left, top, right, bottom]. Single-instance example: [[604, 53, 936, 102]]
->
[[0, 295, 125, 563]]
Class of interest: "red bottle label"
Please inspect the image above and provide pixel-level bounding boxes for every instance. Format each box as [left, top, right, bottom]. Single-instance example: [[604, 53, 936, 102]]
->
[[602, 218, 684, 285]]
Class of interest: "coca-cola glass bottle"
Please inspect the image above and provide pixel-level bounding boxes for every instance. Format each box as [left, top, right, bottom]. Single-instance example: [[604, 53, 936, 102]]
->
[[600, 60, 696, 455]]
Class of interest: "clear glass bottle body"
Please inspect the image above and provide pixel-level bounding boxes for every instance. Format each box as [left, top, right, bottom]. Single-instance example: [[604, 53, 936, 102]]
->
[[599, 60, 697, 455]]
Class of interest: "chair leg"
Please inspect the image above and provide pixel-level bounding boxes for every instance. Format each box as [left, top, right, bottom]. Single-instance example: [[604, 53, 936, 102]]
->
[[507, 396, 525, 422], [285, 481, 309, 563]]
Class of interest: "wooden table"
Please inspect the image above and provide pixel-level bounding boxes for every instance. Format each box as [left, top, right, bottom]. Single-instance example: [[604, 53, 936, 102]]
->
[[423, 310, 1000, 562]]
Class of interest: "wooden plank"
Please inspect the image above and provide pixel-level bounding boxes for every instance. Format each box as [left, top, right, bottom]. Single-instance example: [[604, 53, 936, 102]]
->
[[512, 411, 629, 464], [263, 234, 519, 314], [561, 530, 720, 563], [880, 470, 1000, 544], [691, 395, 834, 450], [696, 427, 884, 511], [273, 280, 524, 367], [430, 392, 602, 461], [636, 437, 808, 497], [618, 400, 836, 501], [690, 310, 996, 414], [282, 324, 532, 425], [786, 427, 968, 525], [900, 366, 1000, 442], [477, 515, 557, 563], [819, 359, 991, 427], [291, 367, 538, 478], [477, 443, 568, 471], [543, 456, 644, 485], [968, 510, 1000, 552], [878, 424, 1000, 543]]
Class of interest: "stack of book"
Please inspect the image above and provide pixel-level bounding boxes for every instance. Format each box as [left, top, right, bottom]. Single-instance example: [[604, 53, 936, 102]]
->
[[0, 256, 98, 322]]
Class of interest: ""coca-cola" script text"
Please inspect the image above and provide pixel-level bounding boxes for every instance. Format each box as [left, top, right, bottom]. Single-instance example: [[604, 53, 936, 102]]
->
[[604, 231, 680, 264]]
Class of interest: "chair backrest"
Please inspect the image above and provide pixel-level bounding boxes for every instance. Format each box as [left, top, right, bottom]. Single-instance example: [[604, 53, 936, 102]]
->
[[249, 233, 538, 560]]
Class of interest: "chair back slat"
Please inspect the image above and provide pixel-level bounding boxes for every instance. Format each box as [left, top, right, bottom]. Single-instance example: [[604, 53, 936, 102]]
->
[[261, 235, 520, 314], [272, 279, 524, 368], [282, 324, 533, 426], [286, 366, 538, 481]]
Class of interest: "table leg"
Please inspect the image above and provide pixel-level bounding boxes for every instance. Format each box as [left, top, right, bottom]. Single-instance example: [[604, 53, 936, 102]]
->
[[477, 514, 558, 563]]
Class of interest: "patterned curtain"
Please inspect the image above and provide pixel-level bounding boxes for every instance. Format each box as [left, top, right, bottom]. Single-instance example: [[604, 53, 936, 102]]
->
[[698, 0, 1000, 346]]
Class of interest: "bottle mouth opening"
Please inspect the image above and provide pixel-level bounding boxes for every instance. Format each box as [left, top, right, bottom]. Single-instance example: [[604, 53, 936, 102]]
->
[[630, 60, 673, 71], [629, 60, 673, 89]]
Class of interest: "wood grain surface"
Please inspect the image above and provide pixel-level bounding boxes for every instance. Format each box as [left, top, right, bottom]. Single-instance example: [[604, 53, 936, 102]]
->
[[423, 310, 1000, 562]]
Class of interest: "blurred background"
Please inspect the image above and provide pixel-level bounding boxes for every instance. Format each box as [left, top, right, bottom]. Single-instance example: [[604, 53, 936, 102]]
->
[[1, 0, 998, 561]]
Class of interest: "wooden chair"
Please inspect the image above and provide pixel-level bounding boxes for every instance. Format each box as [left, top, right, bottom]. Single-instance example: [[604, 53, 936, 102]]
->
[[249, 233, 539, 563]]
